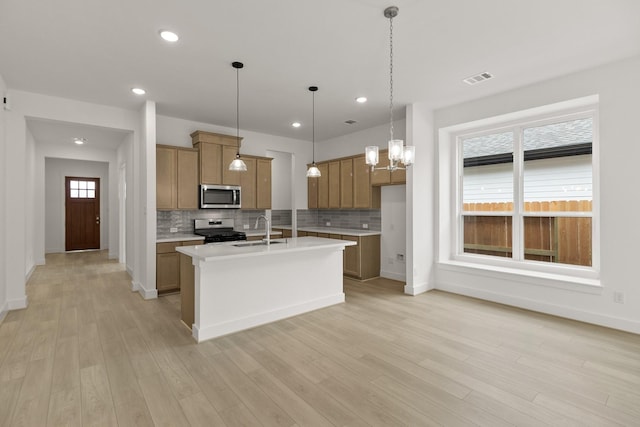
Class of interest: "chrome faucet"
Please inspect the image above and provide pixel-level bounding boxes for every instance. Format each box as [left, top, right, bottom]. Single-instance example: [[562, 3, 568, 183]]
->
[[254, 214, 271, 245]]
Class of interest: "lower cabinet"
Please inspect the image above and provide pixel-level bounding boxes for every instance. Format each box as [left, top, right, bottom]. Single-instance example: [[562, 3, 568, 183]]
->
[[156, 240, 203, 295], [340, 234, 380, 280], [180, 253, 195, 328]]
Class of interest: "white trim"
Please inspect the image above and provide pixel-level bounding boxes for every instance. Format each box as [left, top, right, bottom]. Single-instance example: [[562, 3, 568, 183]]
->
[[7, 296, 28, 310], [132, 280, 157, 299], [440, 95, 600, 285], [25, 264, 37, 283], [380, 269, 406, 282], [404, 281, 432, 296], [0, 302, 8, 323], [436, 280, 639, 335]]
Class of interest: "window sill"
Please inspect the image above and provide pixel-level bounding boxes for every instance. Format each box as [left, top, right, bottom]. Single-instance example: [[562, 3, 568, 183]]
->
[[438, 259, 602, 295]]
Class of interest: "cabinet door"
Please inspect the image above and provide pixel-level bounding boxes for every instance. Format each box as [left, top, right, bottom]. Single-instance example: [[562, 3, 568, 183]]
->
[[328, 161, 341, 208], [308, 176, 318, 209], [240, 157, 257, 209], [317, 163, 329, 209], [222, 145, 241, 185], [157, 252, 180, 292], [200, 142, 222, 184], [390, 167, 406, 184], [340, 159, 353, 208], [283, 229, 293, 238], [342, 235, 360, 278], [177, 149, 199, 209], [256, 158, 272, 209], [370, 154, 390, 186], [157, 147, 177, 209], [353, 156, 371, 208]]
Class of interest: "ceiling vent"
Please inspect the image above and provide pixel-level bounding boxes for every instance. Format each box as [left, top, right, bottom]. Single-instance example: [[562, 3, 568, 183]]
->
[[344, 119, 357, 125], [463, 72, 494, 85]]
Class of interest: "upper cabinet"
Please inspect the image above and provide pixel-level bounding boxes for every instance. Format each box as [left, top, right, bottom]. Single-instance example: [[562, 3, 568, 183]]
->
[[370, 149, 406, 186], [308, 154, 381, 209], [156, 145, 199, 210], [191, 130, 242, 185], [190, 130, 272, 209]]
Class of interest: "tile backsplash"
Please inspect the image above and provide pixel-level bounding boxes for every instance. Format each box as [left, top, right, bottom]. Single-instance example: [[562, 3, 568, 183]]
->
[[157, 208, 379, 234]]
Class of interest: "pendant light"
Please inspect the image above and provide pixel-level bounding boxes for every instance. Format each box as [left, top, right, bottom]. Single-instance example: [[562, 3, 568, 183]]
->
[[365, 6, 415, 171], [306, 86, 321, 178], [229, 61, 247, 171]]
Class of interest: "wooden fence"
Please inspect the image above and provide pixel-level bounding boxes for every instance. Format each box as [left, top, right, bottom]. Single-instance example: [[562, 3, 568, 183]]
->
[[463, 201, 592, 266]]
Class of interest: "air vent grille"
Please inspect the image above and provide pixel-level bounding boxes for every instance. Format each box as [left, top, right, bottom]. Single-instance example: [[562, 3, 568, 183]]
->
[[463, 72, 494, 85], [344, 120, 357, 125]]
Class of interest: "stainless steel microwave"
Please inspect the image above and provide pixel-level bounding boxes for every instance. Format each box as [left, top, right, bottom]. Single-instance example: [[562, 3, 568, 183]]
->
[[200, 184, 241, 209]]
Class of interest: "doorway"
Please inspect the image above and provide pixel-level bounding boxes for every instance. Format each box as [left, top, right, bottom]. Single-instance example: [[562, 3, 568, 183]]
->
[[65, 176, 100, 251]]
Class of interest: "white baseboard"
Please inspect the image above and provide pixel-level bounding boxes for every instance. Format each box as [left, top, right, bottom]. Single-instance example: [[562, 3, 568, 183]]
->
[[7, 296, 28, 310], [380, 269, 406, 282], [193, 293, 345, 343], [25, 264, 36, 283], [126, 265, 133, 277], [132, 280, 157, 300], [0, 301, 8, 323], [404, 281, 432, 296], [436, 280, 640, 335]]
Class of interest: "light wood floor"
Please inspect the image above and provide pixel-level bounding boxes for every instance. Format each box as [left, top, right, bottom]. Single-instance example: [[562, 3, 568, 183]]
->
[[1, 251, 639, 426]]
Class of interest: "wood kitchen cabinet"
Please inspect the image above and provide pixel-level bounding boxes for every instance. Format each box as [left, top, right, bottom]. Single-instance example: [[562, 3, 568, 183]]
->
[[317, 163, 329, 208], [340, 159, 353, 208], [328, 161, 341, 208], [222, 145, 241, 185], [342, 234, 380, 280], [370, 149, 406, 185], [156, 145, 199, 210], [157, 240, 203, 295], [256, 158, 272, 209], [353, 155, 381, 209], [240, 157, 257, 208], [191, 130, 241, 185], [308, 173, 318, 209]]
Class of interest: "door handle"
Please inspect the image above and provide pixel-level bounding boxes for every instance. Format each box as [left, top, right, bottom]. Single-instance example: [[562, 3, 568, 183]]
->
[[96, 216, 100, 224]]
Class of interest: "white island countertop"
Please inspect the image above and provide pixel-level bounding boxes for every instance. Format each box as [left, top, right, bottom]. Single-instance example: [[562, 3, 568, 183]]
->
[[177, 236, 355, 262]]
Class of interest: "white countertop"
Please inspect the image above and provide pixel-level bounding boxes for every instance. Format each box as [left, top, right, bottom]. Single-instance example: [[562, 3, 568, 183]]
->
[[274, 225, 381, 237], [157, 234, 205, 243], [176, 236, 356, 262]]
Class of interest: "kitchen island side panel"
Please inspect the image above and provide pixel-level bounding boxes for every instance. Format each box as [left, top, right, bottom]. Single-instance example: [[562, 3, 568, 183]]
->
[[192, 247, 344, 342]]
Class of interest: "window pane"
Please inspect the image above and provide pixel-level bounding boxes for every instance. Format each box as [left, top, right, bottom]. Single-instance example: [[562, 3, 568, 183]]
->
[[79, 189, 87, 198], [87, 181, 95, 190], [523, 118, 592, 212], [79, 181, 87, 190], [70, 180, 78, 189], [463, 215, 513, 258], [463, 131, 514, 212], [87, 190, 95, 198], [524, 216, 592, 266], [70, 189, 78, 198]]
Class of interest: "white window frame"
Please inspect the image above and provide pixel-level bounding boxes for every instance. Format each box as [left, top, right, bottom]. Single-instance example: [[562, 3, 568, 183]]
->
[[438, 96, 600, 289]]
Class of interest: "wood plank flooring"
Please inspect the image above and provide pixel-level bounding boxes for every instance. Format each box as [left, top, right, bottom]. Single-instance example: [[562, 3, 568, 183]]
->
[[1, 250, 639, 426]]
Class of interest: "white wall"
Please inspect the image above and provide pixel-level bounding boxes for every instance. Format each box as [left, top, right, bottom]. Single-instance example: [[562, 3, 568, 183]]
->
[[118, 135, 134, 274], [0, 74, 7, 319], [434, 55, 640, 333], [44, 158, 110, 253], [316, 119, 406, 161], [156, 115, 311, 210], [25, 128, 36, 278], [381, 185, 406, 281], [266, 150, 293, 210]]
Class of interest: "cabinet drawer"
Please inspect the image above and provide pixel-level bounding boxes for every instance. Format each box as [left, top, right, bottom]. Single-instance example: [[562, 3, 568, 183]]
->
[[157, 242, 180, 254]]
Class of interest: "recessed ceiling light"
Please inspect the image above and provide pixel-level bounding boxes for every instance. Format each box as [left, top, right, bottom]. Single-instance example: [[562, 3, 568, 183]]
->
[[355, 97, 367, 103], [292, 122, 301, 128], [159, 30, 179, 42], [131, 87, 146, 95], [74, 138, 86, 145]]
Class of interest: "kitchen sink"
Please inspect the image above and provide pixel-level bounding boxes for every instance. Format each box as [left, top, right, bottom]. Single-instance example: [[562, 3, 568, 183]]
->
[[233, 240, 284, 247]]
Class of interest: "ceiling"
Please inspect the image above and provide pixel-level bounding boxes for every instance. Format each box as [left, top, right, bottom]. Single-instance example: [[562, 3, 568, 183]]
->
[[2, 0, 640, 145]]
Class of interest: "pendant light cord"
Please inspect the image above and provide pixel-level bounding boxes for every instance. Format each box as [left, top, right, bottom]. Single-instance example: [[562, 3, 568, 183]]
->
[[312, 90, 315, 163], [236, 66, 240, 157], [388, 12, 394, 143]]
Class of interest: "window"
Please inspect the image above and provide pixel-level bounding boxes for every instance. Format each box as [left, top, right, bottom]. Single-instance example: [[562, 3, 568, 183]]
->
[[457, 110, 597, 273], [69, 180, 96, 199]]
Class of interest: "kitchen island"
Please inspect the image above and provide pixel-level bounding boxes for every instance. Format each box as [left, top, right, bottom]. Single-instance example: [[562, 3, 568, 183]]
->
[[177, 236, 356, 342]]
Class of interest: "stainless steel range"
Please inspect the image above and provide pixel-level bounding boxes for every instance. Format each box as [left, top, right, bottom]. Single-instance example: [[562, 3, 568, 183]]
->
[[193, 219, 247, 244]]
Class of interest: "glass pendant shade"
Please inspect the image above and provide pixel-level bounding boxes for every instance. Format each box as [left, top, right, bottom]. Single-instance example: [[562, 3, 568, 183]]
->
[[229, 155, 247, 171], [388, 139, 404, 161], [365, 146, 379, 166], [402, 145, 416, 166], [306, 163, 321, 178]]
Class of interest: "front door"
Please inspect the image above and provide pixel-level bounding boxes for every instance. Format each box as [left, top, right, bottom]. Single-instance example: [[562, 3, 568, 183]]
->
[[65, 177, 100, 251]]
